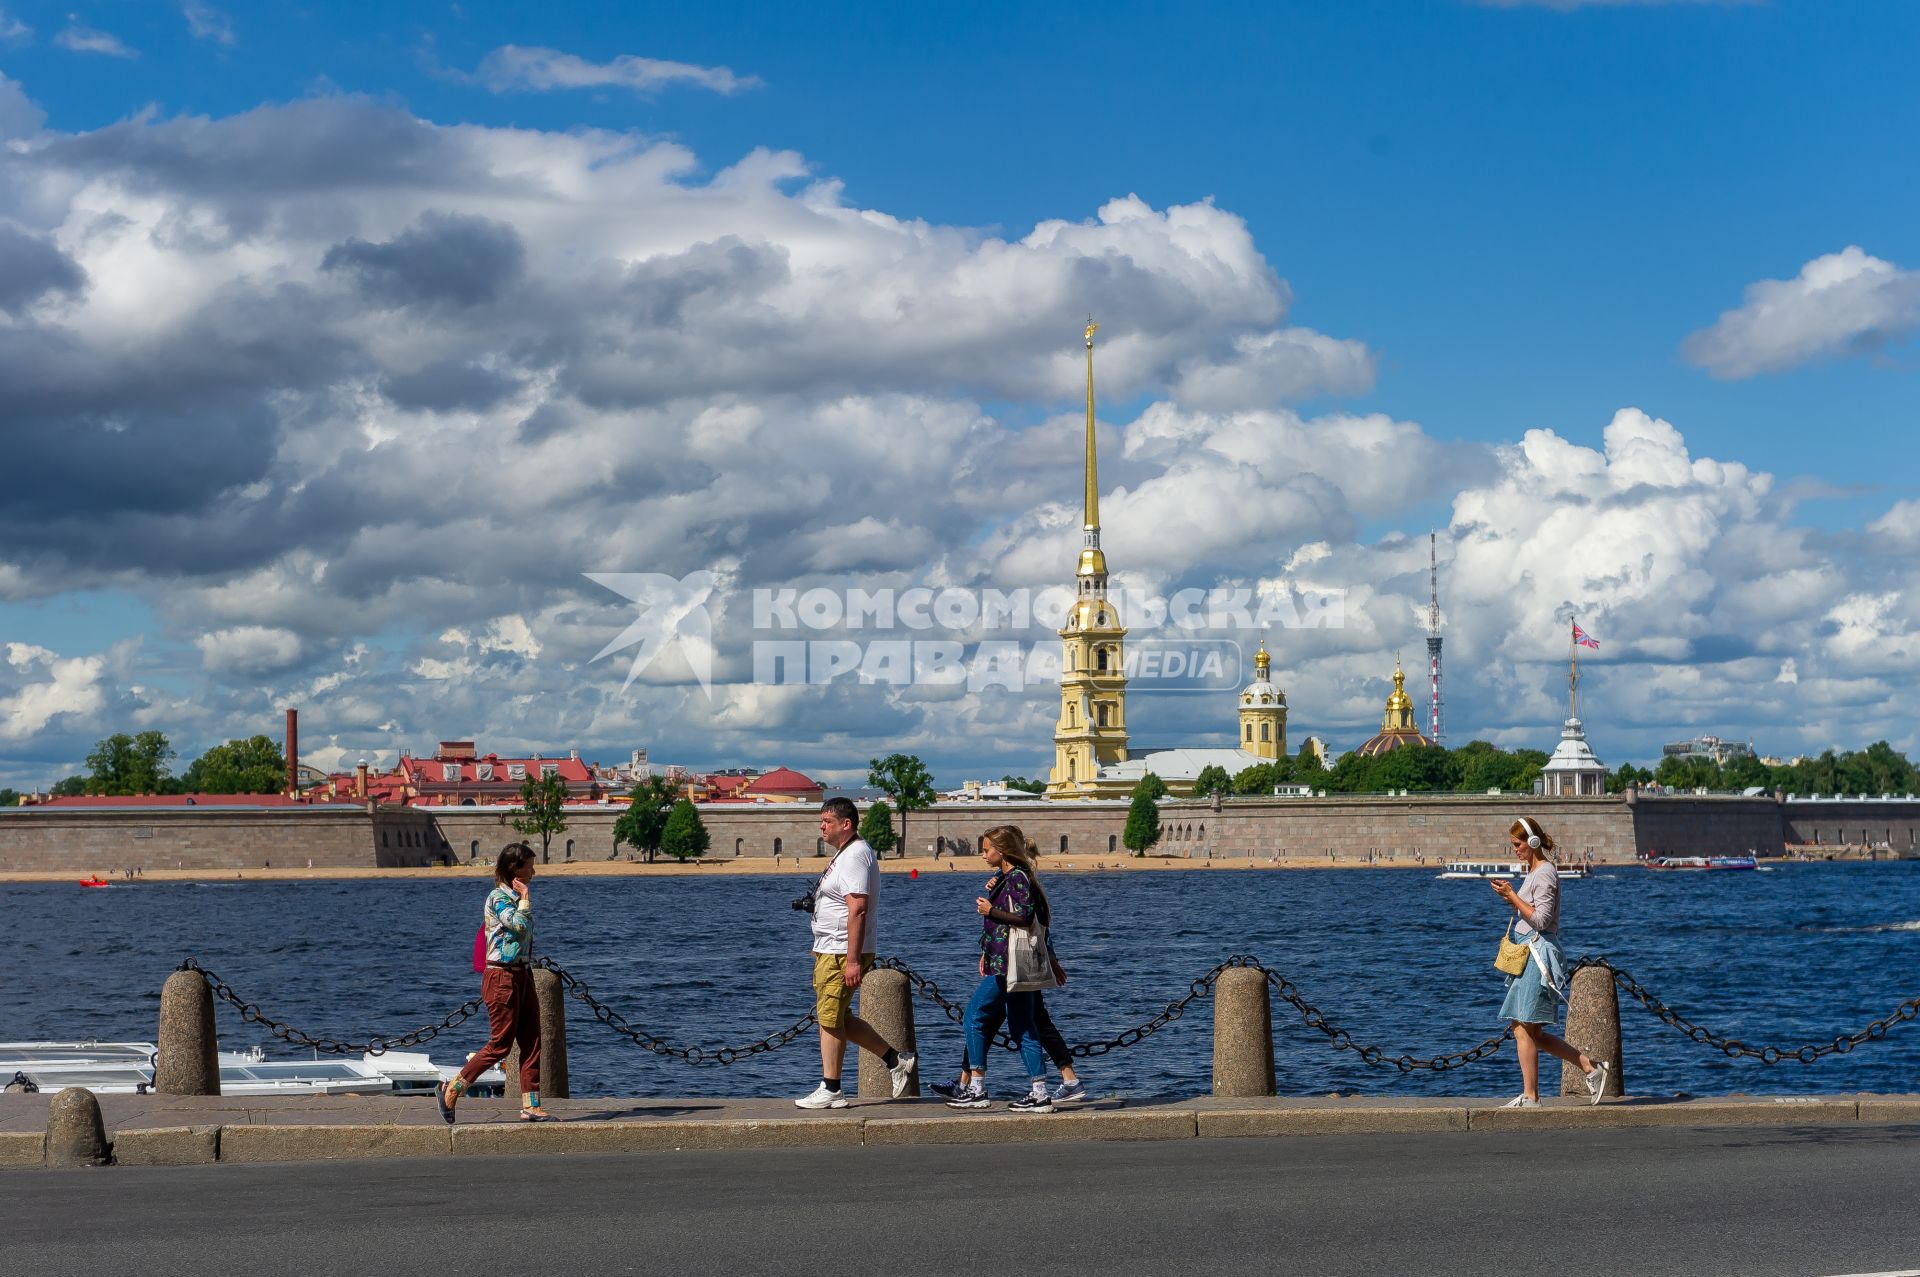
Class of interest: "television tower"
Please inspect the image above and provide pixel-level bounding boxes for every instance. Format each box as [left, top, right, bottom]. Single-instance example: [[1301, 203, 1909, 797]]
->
[[1426, 531, 1443, 747]]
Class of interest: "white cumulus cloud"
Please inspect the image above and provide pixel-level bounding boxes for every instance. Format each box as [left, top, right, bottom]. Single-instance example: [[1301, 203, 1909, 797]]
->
[[472, 45, 759, 96], [1683, 247, 1920, 378], [195, 626, 304, 676]]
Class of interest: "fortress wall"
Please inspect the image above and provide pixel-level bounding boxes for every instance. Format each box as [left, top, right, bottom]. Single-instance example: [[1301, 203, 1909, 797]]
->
[[20, 793, 1909, 872], [1628, 796, 1786, 857], [1781, 800, 1920, 851], [1194, 794, 1638, 863], [0, 807, 444, 872]]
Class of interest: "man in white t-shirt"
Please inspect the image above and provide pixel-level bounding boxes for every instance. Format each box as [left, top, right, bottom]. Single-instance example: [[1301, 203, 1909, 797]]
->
[[795, 796, 917, 1108]]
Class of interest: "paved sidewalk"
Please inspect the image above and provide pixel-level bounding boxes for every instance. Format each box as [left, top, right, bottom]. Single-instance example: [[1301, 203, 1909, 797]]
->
[[6, 1090, 1919, 1167]]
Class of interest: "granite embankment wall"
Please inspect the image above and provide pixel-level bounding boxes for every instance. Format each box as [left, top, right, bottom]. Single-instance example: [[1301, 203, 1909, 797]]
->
[[0, 807, 445, 873], [9, 794, 1913, 872]]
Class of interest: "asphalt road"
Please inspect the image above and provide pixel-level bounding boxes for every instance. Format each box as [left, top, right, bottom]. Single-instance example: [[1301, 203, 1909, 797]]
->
[[7, 1126, 1920, 1277]]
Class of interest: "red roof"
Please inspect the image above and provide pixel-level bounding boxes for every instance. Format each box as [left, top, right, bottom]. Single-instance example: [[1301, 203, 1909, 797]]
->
[[744, 767, 823, 795], [699, 774, 754, 797], [397, 755, 594, 786]]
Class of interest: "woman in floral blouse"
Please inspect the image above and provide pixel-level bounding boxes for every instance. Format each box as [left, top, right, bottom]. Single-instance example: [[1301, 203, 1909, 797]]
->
[[946, 825, 1054, 1113]]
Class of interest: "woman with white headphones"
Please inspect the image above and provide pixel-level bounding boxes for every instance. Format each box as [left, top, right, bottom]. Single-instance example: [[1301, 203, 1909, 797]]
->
[[1490, 815, 1611, 1108]]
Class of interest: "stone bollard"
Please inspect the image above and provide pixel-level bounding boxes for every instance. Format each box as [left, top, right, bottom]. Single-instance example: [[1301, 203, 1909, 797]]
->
[[155, 968, 220, 1096], [46, 1087, 111, 1167], [856, 968, 918, 1099], [1212, 966, 1275, 1097], [534, 968, 568, 1100], [1560, 964, 1625, 1098]]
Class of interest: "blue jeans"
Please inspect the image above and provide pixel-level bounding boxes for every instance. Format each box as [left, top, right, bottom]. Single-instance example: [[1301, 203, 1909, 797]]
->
[[963, 973, 1047, 1080]]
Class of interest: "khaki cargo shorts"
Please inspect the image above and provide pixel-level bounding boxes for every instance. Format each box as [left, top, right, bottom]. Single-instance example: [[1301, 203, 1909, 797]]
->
[[811, 951, 874, 1029]]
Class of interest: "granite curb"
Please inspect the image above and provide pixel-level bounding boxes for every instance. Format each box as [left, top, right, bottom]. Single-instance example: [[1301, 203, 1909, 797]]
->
[[8, 1095, 1920, 1168]]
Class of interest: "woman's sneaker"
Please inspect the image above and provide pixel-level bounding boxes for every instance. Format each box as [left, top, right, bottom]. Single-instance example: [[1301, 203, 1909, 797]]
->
[[1498, 1095, 1539, 1109], [1584, 1061, 1611, 1105], [1050, 1079, 1089, 1105], [888, 1052, 918, 1099], [794, 1083, 849, 1110], [1009, 1089, 1055, 1114], [927, 1079, 968, 1101], [944, 1084, 990, 1110]]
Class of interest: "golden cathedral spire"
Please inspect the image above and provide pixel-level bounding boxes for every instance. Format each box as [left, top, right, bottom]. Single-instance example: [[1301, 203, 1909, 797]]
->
[[1084, 319, 1100, 530]]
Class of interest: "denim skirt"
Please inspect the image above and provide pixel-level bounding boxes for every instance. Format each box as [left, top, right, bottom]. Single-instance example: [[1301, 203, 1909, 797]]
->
[[1498, 968, 1558, 1025]]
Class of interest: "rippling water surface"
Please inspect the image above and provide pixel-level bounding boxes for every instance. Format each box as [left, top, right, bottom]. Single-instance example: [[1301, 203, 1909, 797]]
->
[[18, 861, 1920, 1099]]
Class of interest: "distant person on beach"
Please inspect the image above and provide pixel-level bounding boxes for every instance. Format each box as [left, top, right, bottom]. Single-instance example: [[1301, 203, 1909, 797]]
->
[[437, 842, 552, 1124], [946, 825, 1057, 1113], [794, 797, 916, 1109], [1490, 816, 1610, 1108]]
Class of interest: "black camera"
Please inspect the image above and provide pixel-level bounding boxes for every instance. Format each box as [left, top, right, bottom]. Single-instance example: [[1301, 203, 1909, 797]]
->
[[791, 890, 816, 914]]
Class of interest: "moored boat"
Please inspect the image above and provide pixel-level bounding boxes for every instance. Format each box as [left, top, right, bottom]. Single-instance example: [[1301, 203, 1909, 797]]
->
[[0, 1040, 503, 1097], [1646, 854, 1760, 872]]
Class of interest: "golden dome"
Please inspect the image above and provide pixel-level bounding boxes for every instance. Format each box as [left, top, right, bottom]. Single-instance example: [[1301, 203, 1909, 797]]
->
[[1077, 545, 1108, 578], [1356, 657, 1430, 756]]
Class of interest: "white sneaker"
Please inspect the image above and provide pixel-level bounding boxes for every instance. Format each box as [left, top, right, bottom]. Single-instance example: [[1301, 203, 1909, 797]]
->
[[1584, 1061, 1611, 1106], [1499, 1095, 1539, 1109], [794, 1083, 849, 1110], [888, 1052, 917, 1099]]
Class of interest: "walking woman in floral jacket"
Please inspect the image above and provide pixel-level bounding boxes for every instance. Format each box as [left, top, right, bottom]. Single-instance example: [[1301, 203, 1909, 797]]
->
[[947, 825, 1055, 1113], [437, 842, 554, 1123]]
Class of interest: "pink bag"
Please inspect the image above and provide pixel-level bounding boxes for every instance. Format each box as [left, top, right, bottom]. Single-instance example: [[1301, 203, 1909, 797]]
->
[[471, 923, 486, 973]]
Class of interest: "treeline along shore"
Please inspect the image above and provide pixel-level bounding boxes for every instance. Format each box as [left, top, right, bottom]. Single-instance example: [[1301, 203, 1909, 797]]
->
[[3, 791, 1917, 878]]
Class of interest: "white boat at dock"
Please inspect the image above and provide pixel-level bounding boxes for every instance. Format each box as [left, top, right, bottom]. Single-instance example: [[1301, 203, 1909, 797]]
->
[[1437, 861, 1590, 880], [0, 1041, 503, 1097], [1646, 854, 1760, 872]]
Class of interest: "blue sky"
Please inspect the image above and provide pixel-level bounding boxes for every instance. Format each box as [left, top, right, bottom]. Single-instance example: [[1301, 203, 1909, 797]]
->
[[1, 0, 1917, 788]]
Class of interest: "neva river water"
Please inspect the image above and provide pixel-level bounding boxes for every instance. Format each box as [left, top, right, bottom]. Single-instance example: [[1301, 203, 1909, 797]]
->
[[19, 861, 1920, 1100]]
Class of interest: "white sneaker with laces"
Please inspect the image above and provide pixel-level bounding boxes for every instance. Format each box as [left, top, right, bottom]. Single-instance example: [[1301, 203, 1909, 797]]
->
[[1499, 1095, 1539, 1109], [794, 1083, 849, 1110], [888, 1052, 917, 1099], [1584, 1061, 1611, 1106]]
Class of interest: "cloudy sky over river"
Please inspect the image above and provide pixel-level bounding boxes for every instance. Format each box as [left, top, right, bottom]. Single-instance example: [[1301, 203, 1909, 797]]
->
[[1, 1, 1916, 788]]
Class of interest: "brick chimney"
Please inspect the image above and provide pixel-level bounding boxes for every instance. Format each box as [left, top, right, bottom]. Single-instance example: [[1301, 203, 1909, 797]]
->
[[285, 708, 298, 796], [355, 758, 369, 800]]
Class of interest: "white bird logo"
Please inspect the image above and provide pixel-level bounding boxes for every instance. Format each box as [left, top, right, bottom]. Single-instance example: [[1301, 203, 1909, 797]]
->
[[584, 570, 717, 699]]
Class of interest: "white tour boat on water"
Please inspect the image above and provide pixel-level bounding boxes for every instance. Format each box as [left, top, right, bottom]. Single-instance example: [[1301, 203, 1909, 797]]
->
[[1437, 860, 1591, 880], [0, 1041, 503, 1097]]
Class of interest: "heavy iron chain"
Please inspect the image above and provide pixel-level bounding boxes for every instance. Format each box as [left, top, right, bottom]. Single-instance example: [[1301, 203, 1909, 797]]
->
[[179, 957, 482, 1057], [533, 958, 818, 1066], [179, 953, 1920, 1073], [878, 955, 1513, 1069], [1571, 957, 1920, 1066]]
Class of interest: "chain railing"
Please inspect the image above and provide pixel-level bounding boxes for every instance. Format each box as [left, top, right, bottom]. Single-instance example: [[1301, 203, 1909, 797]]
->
[[532, 957, 818, 1065], [1571, 956, 1920, 1066], [180, 957, 483, 1056], [179, 953, 1920, 1074]]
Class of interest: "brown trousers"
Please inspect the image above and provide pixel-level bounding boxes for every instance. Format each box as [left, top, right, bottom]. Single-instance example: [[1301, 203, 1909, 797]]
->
[[459, 964, 540, 1092]]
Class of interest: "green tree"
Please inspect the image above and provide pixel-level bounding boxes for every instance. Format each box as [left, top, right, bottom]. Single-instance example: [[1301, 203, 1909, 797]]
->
[[859, 800, 897, 853], [181, 735, 287, 794], [868, 753, 935, 859], [1295, 746, 1325, 776], [0, 788, 19, 808], [1231, 762, 1279, 795], [1722, 754, 1772, 790], [1606, 762, 1653, 794], [998, 775, 1046, 794], [84, 731, 175, 795], [1191, 764, 1233, 798], [660, 798, 711, 861], [51, 775, 86, 797], [511, 771, 570, 864], [1122, 774, 1163, 855], [612, 775, 678, 863], [1654, 754, 1721, 791]]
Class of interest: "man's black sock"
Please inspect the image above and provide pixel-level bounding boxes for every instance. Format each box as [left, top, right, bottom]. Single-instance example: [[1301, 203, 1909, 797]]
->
[[822, 1076, 841, 1093], [883, 1049, 899, 1069]]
